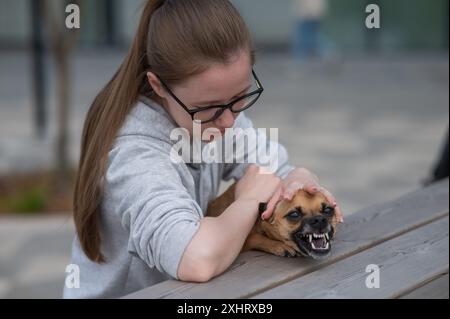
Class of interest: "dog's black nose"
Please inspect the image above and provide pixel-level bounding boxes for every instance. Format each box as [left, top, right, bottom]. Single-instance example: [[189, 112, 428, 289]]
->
[[309, 215, 328, 229]]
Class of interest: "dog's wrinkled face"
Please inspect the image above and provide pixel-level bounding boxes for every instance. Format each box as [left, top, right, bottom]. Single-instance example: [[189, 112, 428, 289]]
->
[[264, 190, 338, 259]]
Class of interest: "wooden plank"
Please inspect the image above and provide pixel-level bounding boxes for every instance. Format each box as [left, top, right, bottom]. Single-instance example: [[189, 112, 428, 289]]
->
[[400, 273, 449, 299], [253, 218, 449, 299], [123, 178, 449, 299]]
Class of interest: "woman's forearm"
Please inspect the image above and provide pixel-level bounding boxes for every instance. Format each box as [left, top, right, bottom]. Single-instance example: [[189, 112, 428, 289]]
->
[[177, 199, 258, 282], [209, 198, 259, 275]]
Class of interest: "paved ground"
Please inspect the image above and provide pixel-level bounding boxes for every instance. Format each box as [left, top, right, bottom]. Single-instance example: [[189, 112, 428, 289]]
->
[[0, 50, 448, 298], [0, 216, 74, 299]]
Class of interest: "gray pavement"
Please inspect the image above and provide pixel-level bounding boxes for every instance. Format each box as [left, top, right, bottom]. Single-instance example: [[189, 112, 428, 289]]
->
[[0, 50, 448, 298], [0, 216, 74, 299]]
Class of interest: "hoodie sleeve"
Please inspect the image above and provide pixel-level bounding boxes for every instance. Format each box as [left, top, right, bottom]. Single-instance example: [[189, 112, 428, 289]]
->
[[222, 113, 295, 182], [105, 136, 202, 280]]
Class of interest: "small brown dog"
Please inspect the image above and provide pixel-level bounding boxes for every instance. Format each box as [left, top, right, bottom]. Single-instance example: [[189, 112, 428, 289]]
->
[[206, 183, 338, 259]]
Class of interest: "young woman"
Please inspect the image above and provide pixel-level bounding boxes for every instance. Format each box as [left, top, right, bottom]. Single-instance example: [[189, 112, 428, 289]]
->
[[65, 0, 343, 299]]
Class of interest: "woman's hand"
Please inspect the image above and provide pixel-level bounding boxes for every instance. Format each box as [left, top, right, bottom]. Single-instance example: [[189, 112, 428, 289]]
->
[[235, 165, 283, 216], [261, 168, 344, 223]]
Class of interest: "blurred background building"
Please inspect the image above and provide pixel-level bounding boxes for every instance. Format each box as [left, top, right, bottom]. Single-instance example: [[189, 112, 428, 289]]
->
[[0, 0, 448, 51], [0, 0, 448, 299]]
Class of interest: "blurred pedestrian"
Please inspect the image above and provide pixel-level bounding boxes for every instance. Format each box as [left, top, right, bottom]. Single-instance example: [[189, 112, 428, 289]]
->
[[292, 0, 328, 61], [424, 129, 449, 185]]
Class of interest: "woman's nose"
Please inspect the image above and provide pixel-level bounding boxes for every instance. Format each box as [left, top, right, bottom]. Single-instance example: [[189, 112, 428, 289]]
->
[[215, 109, 236, 128]]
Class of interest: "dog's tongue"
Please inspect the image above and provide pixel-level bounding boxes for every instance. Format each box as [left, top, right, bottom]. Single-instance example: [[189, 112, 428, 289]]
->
[[313, 237, 327, 248]]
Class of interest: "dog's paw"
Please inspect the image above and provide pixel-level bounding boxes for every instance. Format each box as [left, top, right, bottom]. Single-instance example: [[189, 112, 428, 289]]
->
[[269, 243, 298, 258], [283, 250, 297, 258]]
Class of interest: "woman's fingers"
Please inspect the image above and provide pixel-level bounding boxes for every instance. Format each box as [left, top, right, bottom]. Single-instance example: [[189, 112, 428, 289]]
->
[[283, 180, 320, 200], [282, 181, 305, 200], [319, 187, 344, 223], [335, 206, 344, 223], [303, 181, 322, 195], [261, 186, 283, 221], [319, 187, 337, 206]]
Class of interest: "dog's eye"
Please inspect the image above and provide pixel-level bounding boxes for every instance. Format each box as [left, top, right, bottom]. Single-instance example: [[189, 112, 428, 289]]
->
[[286, 208, 303, 220], [322, 204, 335, 216]]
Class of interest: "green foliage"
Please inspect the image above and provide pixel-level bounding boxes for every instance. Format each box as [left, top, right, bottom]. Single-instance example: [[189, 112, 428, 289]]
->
[[0, 187, 48, 214]]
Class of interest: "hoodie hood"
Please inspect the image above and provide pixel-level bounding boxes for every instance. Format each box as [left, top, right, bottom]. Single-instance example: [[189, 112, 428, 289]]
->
[[117, 95, 178, 146]]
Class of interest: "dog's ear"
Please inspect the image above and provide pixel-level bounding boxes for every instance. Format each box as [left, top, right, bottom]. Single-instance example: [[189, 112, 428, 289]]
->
[[259, 203, 276, 225], [258, 203, 268, 215]]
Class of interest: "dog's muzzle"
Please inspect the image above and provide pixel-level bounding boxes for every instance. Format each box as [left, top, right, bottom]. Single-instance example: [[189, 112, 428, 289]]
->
[[293, 215, 334, 259]]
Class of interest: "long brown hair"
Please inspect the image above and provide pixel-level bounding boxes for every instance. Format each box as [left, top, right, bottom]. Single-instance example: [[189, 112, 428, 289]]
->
[[74, 0, 255, 262]]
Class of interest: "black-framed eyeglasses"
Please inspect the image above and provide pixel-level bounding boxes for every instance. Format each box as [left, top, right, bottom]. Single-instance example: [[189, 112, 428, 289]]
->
[[156, 69, 264, 124]]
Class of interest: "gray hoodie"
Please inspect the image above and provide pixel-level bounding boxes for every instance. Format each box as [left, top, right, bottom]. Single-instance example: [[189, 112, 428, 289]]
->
[[63, 96, 294, 299]]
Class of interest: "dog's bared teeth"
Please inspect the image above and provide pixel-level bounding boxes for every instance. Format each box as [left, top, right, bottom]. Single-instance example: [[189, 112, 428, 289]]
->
[[311, 242, 316, 250], [308, 235, 312, 242], [325, 233, 330, 241]]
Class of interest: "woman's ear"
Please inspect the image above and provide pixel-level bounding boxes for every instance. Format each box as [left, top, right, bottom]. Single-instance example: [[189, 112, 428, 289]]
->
[[147, 72, 166, 99]]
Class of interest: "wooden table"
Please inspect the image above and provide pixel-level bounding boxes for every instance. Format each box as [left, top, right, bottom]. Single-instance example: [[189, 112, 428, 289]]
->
[[124, 178, 449, 299]]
